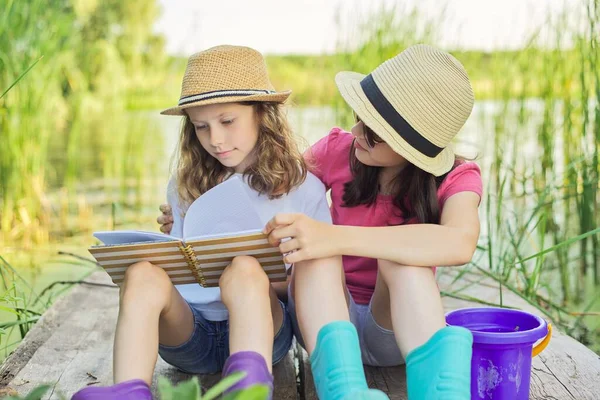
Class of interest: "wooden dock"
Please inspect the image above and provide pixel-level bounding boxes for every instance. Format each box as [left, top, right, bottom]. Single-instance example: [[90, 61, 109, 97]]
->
[[0, 268, 599, 399]]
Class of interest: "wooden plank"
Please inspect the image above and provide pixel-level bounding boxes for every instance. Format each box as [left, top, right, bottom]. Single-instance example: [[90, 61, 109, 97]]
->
[[364, 366, 406, 400], [0, 272, 118, 399], [297, 343, 317, 400], [301, 268, 600, 400], [529, 332, 600, 400], [0, 271, 298, 399]]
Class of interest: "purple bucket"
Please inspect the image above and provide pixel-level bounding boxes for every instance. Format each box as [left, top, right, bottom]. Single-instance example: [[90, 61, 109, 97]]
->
[[446, 307, 551, 400]]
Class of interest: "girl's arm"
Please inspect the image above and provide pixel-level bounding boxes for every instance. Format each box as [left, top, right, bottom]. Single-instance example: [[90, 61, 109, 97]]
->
[[336, 191, 480, 266], [265, 191, 480, 267]]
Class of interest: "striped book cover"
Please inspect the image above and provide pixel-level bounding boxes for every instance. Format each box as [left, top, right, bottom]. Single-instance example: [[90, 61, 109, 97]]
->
[[88, 231, 287, 287]]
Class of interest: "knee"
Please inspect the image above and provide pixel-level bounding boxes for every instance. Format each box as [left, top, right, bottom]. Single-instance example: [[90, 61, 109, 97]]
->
[[219, 256, 270, 303], [377, 259, 400, 278], [294, 256, 345, 284], [377, 259, 434, 285], [121, 261, 172, 304]]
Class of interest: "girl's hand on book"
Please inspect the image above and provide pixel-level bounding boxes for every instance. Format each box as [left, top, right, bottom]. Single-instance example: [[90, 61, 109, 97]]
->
[[263, 213, 338, 263], [157, 204, 173, 234]]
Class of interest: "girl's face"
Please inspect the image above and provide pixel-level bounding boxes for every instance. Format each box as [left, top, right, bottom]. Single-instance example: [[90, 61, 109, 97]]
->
[[351, 116, 407, 168], [187, 103, 259, 173]]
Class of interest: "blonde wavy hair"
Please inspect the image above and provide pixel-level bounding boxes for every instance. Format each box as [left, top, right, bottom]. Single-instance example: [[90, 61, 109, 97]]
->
[[175, 102, 307, 208]]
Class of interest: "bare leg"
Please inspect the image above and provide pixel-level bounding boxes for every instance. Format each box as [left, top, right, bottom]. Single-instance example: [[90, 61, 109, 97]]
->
[[291, 256, 350, 353], [371, 259, 445, 356], [113, 261, 195, 384], [373, 260, 472, 399], [219, 256, 282, 372], [291, 256, 388, 400]]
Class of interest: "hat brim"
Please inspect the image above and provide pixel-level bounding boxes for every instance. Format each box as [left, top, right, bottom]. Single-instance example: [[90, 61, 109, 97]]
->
[[335, 71, 454, 177], [160, 90, 292, 115]]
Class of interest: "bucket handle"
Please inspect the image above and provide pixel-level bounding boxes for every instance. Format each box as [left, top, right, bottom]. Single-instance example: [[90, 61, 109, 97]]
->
[[532, 323, 552, 357]]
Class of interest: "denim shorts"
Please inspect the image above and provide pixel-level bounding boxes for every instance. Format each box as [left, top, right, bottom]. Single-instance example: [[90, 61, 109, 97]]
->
[[287, 287, 404, 367], [158, 300, 294, 374]]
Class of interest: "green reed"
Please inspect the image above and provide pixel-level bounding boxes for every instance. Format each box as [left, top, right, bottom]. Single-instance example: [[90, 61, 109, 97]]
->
[[474, 0, 599, 349], [0, 0, 167, 247], [0, 256, 43, 354]]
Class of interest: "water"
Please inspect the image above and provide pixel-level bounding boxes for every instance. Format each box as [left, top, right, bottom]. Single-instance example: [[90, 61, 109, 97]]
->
[[40, 100, 550, 205]]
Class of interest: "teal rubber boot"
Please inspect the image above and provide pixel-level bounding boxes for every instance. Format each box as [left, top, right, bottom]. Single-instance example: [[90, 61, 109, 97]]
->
[[406, 326, 472, 400], [310, 321, 389, 400]]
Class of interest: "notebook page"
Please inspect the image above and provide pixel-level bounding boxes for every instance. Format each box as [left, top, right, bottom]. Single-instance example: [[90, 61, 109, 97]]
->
[[182, 176, 264, 238], [93, 230, 179, 246]]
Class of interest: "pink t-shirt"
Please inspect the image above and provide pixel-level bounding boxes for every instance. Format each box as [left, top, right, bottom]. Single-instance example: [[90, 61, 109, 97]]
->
[[306, 128, 483, 305]]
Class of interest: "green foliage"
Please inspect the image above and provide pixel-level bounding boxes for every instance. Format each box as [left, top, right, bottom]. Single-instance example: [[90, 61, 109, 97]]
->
[[0, 257, 43, 346], [458, 0, 600, 351], [1, 384, 51, 400], [1, 371, 269, 399], [158, 377, 203, 400], [156, 373, 269, 400], [0, 0, 168, 245]]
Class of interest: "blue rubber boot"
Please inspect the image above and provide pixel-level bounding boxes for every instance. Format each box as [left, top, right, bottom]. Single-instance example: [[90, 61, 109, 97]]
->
[[406, 326, 472, 400], [310, 321, 389, 400]]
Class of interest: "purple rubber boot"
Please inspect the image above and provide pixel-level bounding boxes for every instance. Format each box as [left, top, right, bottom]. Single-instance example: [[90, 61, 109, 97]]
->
[[71, 379, 152, 400], [222, 351, 274, 399]]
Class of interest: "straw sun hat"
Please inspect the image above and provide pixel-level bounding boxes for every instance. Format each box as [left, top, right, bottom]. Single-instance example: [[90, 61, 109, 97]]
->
[[161, 45, 290, 115], [335, 44, 474, 176]]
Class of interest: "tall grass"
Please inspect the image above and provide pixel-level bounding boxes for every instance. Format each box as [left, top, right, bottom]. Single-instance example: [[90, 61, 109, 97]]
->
[[0, 256, 46, 355], [474, 1, 600, 349], [0, 0, 167, 247], [0, 0, 175, 358]]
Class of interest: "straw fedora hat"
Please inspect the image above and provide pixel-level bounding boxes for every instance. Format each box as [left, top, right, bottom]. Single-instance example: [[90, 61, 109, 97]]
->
[[335, 44, 474, 176], [161, 45, 290, 115]]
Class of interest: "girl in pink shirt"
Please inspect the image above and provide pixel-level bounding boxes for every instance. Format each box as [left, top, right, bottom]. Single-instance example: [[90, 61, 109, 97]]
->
[[265, 45, 482, 400]]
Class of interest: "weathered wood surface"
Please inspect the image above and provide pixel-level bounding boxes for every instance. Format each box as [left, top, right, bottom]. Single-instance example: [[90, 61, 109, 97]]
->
[[1, 268, 599, 399]]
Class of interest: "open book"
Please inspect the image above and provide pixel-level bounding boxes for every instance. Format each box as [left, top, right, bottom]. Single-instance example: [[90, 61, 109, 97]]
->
[[88, 176, 286, 288]]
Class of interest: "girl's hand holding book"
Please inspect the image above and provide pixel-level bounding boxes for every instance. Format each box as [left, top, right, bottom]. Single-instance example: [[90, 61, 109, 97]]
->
[[264, 213, 339, 263], [157, 203, 173, 234]]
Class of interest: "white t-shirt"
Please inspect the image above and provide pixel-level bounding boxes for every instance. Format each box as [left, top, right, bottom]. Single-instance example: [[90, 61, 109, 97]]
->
[[167, 172, 331, 321]]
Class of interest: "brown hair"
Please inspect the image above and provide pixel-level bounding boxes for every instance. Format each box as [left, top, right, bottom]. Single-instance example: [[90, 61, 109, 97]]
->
[[175, 102, 307, 207], [342, 126, 458, 224]]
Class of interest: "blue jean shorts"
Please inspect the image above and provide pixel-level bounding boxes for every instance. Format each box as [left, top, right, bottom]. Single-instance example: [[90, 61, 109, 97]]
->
[[158, 300, 293, 374], [287, 287, 404, 367]]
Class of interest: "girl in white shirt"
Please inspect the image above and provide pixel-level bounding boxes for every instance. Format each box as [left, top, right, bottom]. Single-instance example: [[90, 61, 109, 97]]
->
[[74, 45, 385, 400]]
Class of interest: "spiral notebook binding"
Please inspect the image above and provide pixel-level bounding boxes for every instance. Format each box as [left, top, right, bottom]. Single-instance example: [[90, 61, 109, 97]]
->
[[179, 244, 206, 287]]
